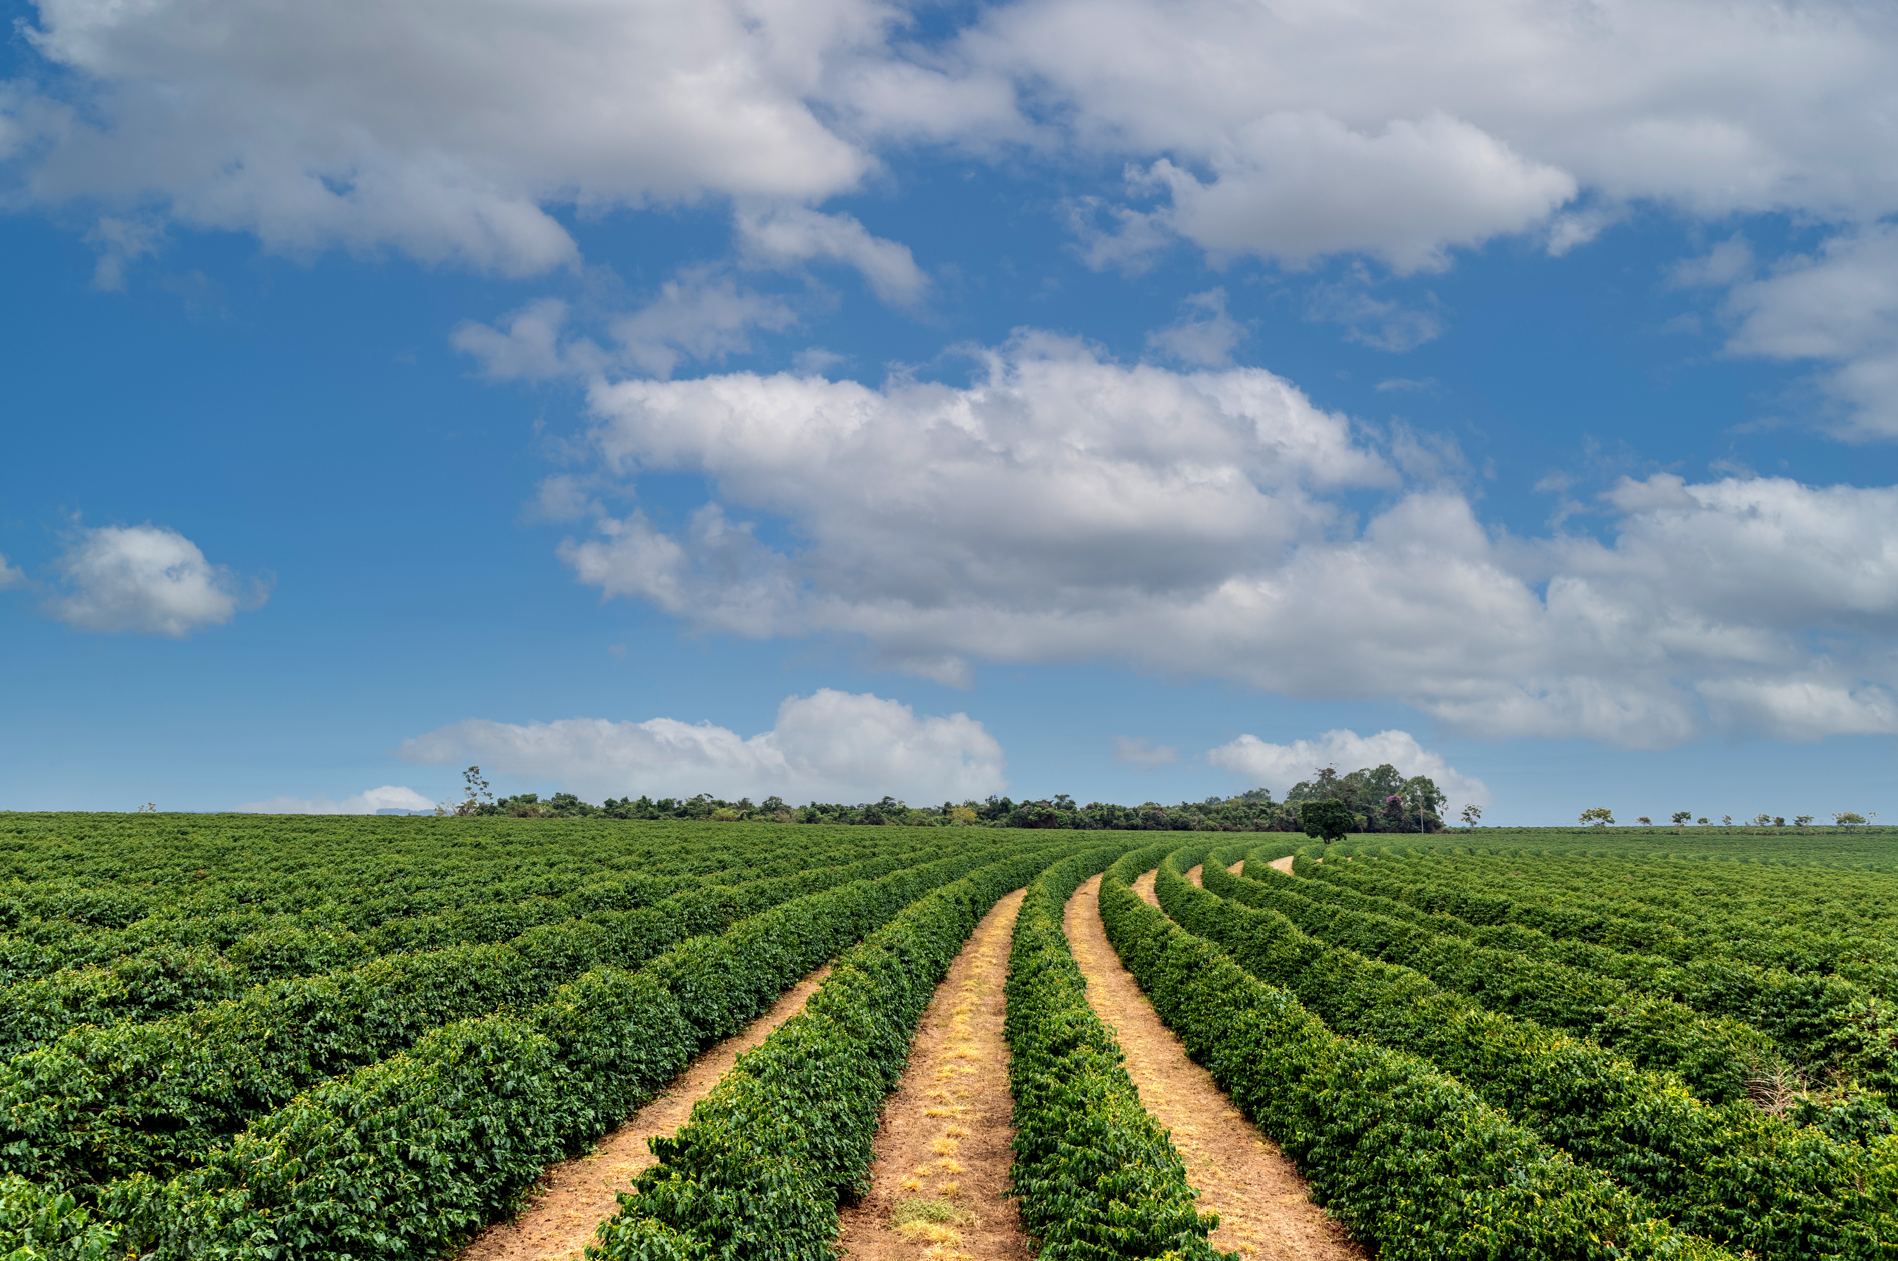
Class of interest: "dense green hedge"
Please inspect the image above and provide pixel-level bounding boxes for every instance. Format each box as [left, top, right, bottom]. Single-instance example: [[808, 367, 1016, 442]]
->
[[1221, 857, 1777, 1104], [1186, 852, 1898, 1257], [1307, 851, 1898, 994], [1098, 846, 1735, 1261], [1261, 851, 1898, 1095], [586, 844, 1086, 1261], [1003, 843, 1228, 1261], [83, 842, 1068, 1261], [0, 845, 967, 1190]]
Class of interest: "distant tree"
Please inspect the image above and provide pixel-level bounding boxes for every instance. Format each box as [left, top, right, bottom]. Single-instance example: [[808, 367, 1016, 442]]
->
[[1794, 815, 1813, 827], [1636, 816, 1652, 826], [1460, 803, 1482, 831], [949, 805, 977, 826], [437, 766, 493, 817], [1751, 813, 1773, 828], [1697, 817, 1709, 825], [1299, 799, 1355, 845], [1834, 812, 1867, 828], [1402, 776, 1445, 832], [1722, 815, 1733, 827], [1671, 811, 1692, 835], [1579, 807, 1614, 828]]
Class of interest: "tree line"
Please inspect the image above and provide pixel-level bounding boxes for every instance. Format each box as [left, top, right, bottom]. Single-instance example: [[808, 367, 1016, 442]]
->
[[437, 763, 1453, 833]]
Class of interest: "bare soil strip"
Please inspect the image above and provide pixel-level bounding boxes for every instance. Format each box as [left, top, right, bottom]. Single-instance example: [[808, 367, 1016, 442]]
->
[[1069, 872, 1365, 1260], [455, 964, 834, 1261], [1268, 854, 1295, 875], [837, 888, 1031, 1261]]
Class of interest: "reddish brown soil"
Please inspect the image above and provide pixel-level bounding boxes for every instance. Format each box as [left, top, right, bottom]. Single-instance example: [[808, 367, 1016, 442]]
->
[[837, 888, 1032, 1261], [454, 965, 832, 1261], [1070, 872, 1365, 1261]]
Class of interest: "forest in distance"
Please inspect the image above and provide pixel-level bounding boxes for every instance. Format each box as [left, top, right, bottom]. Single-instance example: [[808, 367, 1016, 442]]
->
[[433, 762, 1455, 832]]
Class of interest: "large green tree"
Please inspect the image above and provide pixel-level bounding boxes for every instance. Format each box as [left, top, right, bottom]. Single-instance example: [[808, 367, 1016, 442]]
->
[[1299, 798, 1356, 844]]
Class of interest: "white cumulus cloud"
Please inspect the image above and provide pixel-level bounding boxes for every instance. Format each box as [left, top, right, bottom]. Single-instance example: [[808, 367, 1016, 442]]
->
[[954, 0, 1898, 266], [545, 338, 1898, 747], [237, 785, 436, 815], [734, 205, 929, 306], [396, 689, 1007, 803], [44, 524, 265, 636], [1719, 223, 1898, 439], [1208, 729, 1491, 807], [0, 553, 24, 590], [9, 0, 1898, 292], [9, 0, 885, 275]]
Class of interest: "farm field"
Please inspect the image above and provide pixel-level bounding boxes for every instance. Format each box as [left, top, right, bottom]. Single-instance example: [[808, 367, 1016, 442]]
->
[[1, 812, 1895, 1260]]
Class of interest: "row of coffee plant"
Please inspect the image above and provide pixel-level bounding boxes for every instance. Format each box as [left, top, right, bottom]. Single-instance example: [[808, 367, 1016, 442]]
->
[[1252, 852, 1897, 1094], [1179, 852, 1896, 1256], [0, 843, 971, 1190], [1097, 843, 1734, 1260], [1310, 848, 1898, 996], [11, 838, 1085, 1259]]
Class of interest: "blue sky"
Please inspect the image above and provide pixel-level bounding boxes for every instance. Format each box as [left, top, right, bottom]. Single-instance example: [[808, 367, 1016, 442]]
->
[[4, 0, 1898, 824]]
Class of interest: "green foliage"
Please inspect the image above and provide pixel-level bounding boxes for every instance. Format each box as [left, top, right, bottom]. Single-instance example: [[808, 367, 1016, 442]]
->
[[1003, 845, 1229, 1261], [1273, 852, 1898, 1093], [104, 842, 1067, 1260], [1297, 799, 1354, 845], [1217, 857, 1778, 1102], [588, 845, 1082, 1261], [0, 1176, 121, 1261], [1184, 854, 1898, 1258], [1096, 846, 1736, 1261], [0, 846, 967, 1190], [1309, 848, 1898, 1001]]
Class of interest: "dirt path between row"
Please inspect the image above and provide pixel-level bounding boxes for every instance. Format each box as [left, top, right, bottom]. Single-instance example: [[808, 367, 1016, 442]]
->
[[455, 964, 833, 1261], [838, 888, 1031, 1261], [1268, 854, 1295, 875], [1069, 872, 1364, 1261]]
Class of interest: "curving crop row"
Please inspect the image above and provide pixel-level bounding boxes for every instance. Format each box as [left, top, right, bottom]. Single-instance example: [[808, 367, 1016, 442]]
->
[[0, 844, 985, 1190], [47, 839, 1078, 1261], [1309, 853, 1898, 990], [1259, 852, 1898, 1093], [1220, 857, 1777, 1103], [1096, 846, 1734, 1260], [0, 815, 863, 933], [586, 845, 1090, 1261], [0, 840, 958, 1058], [0, 836, 841, 986], [1347, 850, 1898, 928], [1002, 846, 1227, 1261], [1181, 850, 1898, 1257]]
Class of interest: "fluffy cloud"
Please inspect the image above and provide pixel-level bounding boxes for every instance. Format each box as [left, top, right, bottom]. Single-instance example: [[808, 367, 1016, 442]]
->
[[1714, 224, 1898, 438], [9, 0, 886, 273], [237, 785, 435, 815], [453, 267, 809, 383], [0, 553, 23, 590], [11, 0, 1898, 285], [1134, 112, 1574, 273], [958, 0, 1898, 265], [43, 524, 264, 636], [1208, 729, 1491, 807], [558, 332, 1393, 673], [734, 206, 929, 306], [397, 689, 1007, 803], [550, 339, 1898, 747]]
